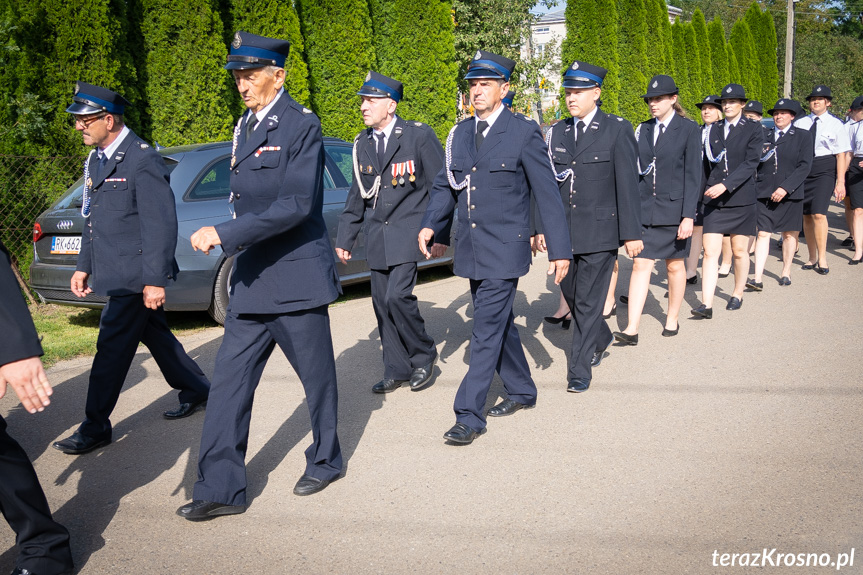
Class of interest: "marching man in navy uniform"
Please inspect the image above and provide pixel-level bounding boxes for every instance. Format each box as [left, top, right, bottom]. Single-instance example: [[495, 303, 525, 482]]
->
[[178, 32, 342, 521], [336, 72, 446, 395], [53, 82, 210, 456], [419, 50, 571, 445], [545, 61, 642, 392]]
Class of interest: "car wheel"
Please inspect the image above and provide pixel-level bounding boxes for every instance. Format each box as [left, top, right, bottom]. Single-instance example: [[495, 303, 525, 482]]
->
[[208, 255, 234, 325]]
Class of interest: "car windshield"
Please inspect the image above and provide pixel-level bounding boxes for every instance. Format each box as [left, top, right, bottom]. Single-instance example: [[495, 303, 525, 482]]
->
[[50, 158, 180, 209]]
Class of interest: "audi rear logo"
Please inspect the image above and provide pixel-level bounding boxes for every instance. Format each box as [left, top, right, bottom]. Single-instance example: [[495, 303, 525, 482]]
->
[[57, 220, 74, 230]]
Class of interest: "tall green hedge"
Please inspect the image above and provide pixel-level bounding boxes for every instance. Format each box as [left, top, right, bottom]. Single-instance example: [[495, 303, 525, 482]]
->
[[671, 20, 692, 113], [692, 9, 714, 97], [561, 0, 620, 114], [298, 0, 376, 142], [744, 2, 779, 105], [708, 17, 730, 90], [617, 0, 650, 123], [368, 0, 456, 140], [728, 45, 741, 86], [729, 19, 759, 102], [230, 0, 310, 108], [141, 0, 234, 146], [644, 0, 669, 77], [682, 22, 702, 114]]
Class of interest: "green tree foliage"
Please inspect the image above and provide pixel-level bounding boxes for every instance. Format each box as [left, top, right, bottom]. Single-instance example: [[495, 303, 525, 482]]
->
[[743, 2, 778, 105], [708, 16, 729, 90], [617, 0, 650, 123], [691, 9, 713, 97], [368, 0, 457, 141], [728, 45, 741, 86], [141, 0, 234, 146], [298, 0, 376, 142], [643, 0, 669, 77], [659, 0, 674, 75], [794, 31, 863, 109], [231, 0, 310, 108], [671, 20, 694, 115], [562, 0, 621, 114], [729, 19, 759, 102], [682, 22, 702, 115]]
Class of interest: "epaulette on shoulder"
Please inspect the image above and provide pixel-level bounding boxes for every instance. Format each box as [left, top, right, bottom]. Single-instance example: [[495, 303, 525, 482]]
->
[[138, 141, 150, 149], [516, 113, 533, 123], [457, 116, 474, 125]]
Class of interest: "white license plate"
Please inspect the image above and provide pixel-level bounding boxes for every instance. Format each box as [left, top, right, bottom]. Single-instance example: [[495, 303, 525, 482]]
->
[[51, 236, 81, 255]]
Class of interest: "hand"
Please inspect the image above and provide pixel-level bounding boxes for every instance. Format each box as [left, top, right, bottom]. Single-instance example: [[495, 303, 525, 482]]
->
[[0, 356, 53, 413], [71, 271, 91, 298], [548, 258, 570, 285], [430, 243, 447, 259], [624, 239, 644, 258], [190, 226, 222, 255], [532, 234, 547, 256], [143, 285, 166, 310], [676, 218, 694, 240], [770, 187, 788, 203], [834, 182, 846, 202], [418, 228, 435, 259], [704, 183, 727, 199], [335, 248, 351, 265]]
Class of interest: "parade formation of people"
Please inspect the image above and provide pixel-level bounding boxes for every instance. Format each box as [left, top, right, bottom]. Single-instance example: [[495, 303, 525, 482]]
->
[[3, 28, 862, 574]]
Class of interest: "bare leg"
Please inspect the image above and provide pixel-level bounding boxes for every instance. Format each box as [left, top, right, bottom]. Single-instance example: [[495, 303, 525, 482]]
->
[[730, 234, 750, 299], [845, 196, 854, 242], [550, 289, 570, 319], [781, 231, 799, 277], [753, 231, 772, 282], [701, 233, 722, 308], [665, 258, 685, 330], [622, 257, 653, 335], [802, 214, 817, 265], [812, 213, 829, 268], [719, 236, 732, 275], [685, 225, 703, 280], [603, 258, 619, 316], [853, 208, 863, 261]]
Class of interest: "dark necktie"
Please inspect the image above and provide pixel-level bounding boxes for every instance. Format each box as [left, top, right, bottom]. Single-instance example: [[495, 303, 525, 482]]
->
[[727, 122, 734, 140], [375, 132, 386, 167], [96, 152, 108, 180], [775, 129, 783, 142], [811, 116, 819, 155], [245, 114, 258, 142], [476, 120, 488, 150], [656, 123, 665, 146], [574, 120, 585, 147]]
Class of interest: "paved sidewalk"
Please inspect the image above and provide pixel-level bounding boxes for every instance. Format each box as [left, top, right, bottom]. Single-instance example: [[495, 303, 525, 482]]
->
[[2, 210, 862, 574]]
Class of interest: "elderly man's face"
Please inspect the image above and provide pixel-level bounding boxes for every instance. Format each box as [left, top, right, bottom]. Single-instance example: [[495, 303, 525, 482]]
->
[[74, 113, 111, 147], [360, 96, 397, 130], [232, 67, 285, 113]]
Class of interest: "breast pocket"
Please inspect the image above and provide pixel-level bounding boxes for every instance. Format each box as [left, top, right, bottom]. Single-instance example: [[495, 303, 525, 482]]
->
[[668, 187, 683, 200], [489, 157, 517, 189], [249, 151, 281, 170], [583, 150, 611, 181], [101, 180, 130, 212]]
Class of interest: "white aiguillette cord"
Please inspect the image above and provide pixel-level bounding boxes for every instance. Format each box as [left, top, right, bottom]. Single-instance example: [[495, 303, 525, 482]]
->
[[703, 124, 728, 173], [81, 149, 96, 218], [353, 134, 382, 209], [445, 124, 471, 218], [545, 126, 574, 199]]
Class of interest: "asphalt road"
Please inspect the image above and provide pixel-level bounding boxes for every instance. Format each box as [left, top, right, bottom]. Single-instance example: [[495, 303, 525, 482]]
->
[[2, 208, 862, 574]]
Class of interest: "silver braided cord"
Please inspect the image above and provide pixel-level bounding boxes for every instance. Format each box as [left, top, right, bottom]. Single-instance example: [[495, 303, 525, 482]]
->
[[228, 116, 243, 210], [702, 124, 728, 173], [544, 127, 574, 197], [81, 149, 96, 218], [352, 135, 382, 208], [633, 124, 655, 176], [445, 123, 472, 217]]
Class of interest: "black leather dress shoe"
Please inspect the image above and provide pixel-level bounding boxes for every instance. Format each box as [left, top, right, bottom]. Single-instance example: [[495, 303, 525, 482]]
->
[[850, 258, 862, 265], [690, 304, 713, 319], [11, 568, 74, 575], [293, 474, 332, 496], [686, 274, 698, 285], [814, 265, 829, 275], [163, 399, 207, 420], [612, 331, 638, 346], [176, 499, 246, 521], [372, 378, 408, 393], [52, 432, 111, 455], [618, 295, 628, 305], [443, 423, 484, 444], [487, 398, 535, 417], [726, 297, 742, 310], [409, 357, 436, 391], [567, 378, 590, 393], [602, 303, 617, 318], [745, 279, 763, 291], [778, 276, 791, 286], [801, 262, 816, 270], [842, 236, 854, 246], [661, 324, 679, 337]]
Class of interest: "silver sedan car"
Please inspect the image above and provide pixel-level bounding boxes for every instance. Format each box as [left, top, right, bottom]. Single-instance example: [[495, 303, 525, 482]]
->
[[30, 138, 454, 324]]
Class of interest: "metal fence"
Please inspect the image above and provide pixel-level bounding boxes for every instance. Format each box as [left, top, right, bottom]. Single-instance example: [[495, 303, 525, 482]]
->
[[0, 154, 84, 295]]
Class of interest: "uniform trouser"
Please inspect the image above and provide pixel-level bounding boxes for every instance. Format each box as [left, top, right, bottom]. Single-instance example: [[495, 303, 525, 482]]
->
[[0, 417, 73, 575], [370, 263, 436, 380], [454, 278, 536, 432], [79, 294, 211, 439], [561, 250, 617, 382], [193, 306, 342, 507]]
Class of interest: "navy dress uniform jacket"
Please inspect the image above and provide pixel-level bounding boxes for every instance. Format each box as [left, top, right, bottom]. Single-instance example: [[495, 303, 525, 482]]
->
[[77, 130, 179, 295], [756, 126, 813, 200], [703, 117, 763, 207], [635, 114, 703, 225], [215, 94, 341, 312], [337, 117, 447, 269], [547, 112, 641, 254], [421, 108, 571, 278]]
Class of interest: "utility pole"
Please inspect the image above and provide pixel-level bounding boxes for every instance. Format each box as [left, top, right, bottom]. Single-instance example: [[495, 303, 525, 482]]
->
[[783, 0, 795, 98]]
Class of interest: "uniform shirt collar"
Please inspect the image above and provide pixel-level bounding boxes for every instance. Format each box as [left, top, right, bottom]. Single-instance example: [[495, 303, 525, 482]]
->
[[99, 125, 130, 160], [374, 115, 398, 142], [477, 102, 506, 133], [577, 106, 599, 129]]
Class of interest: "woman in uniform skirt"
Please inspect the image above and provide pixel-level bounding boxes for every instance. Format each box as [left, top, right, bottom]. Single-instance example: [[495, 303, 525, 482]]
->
[[747, 99, 813, 288], [692, 84, 762, 317], [845, 96, 863, 264], [613, 76, 701, 343], [685, 95, 723, 284]]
